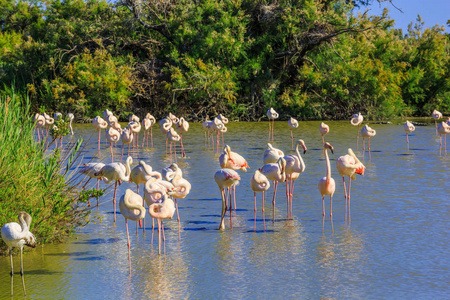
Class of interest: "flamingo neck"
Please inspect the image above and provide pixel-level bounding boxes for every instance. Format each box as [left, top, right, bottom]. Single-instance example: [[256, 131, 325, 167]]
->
[[295, 143, 305, 173], [124, 190, 145, 219], [325, 148, 331, 182]]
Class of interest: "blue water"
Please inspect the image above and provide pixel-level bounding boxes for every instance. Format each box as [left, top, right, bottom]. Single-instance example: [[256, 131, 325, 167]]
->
[[1, 120, 449, 299]]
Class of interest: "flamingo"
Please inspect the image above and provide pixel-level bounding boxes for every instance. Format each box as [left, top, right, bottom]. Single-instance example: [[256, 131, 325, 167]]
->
[[129, 114, 140, 123], [214, 169, 241, 230], [284, 139, 307, 219], [107, 114, 121, 131], [167, 127, 181, 163], [103, 109, 113, 120], [168, 163, 191, 240], [105, 127, 121, 161], [361, 124, 376, 160], [142, 115, 155, 147], [92, 116, 108, 151], [267, 107, 279, 141], [432, 109, 443, 135], [43, 113, 54, 141], [159, 117, 173, 154], [1, 212, 36, 296], [260, 157, 287, 221], [336, 148, 365, 221], [119, 189, 145, 275], [217, 114, 229, 146], [351, 113, 363, 150], [168, 112, 180, 124], [263, 143, 285, 165], [128, 121, 141, 150], [219, 144, 249, 210], [212, 117, 225, 153], [318, 142, 336, 217], [288, 117, 299, 149], [67, 113, 74, 135], [177, 117, 189, 157], [33, 113, 46, 143], [319, 122, 329, 146], [79, 162, 106, 206], [95, 156, 133, 223], [120, 127, 133, 162], [404, 120, 415, 150], [437, 121, 450, 156], [250, 170, 270, 230], [130, 160, 161, 194], [202, 116, 212, 148], [149, 193, 176, 255]]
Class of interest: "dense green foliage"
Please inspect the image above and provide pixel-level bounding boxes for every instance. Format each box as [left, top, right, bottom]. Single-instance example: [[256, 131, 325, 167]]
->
[[0, 91, 89, 255], [0, 0, 448, 120]]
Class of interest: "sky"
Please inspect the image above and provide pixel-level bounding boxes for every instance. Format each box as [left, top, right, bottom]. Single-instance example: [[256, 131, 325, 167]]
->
[[358, 0, 449, 33]]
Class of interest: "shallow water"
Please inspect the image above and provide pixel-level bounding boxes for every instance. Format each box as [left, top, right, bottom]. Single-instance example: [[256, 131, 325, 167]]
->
[[1, 120, 449, 299]]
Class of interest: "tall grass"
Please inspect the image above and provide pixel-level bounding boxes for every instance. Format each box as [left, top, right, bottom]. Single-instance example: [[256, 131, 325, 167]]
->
[[0, 91, 89, 255]]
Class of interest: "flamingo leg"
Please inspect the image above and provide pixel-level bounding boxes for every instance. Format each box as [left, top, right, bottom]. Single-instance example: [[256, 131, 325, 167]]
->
[[322, 196, 325, 216], [174, 143, 178, 163], [406, 133, 409, 151], [9, 249, 13, 296], [110, 142, 114, 162], [96, 178, 100, 207], [268, 120, 271, 142], [290, 179, 296, 219], [348, 178, 352, 222], [272, 181, 278, 222], [151, 218, 155, 246], [291, 129, 294, 150], [368, 137, 372, 160], [113, 181, 117, 223], [150, 127, 153, 147], [175, 198, 181, 242], [262, 191, 266, 231], [254, 191, 257, 231], [162, 221, 166, 255], [343, 176, 348, 222], [20, 247, 26, 296], [330, 195, 333, 217], [228, 187, 233, 229], [121, 144, 124, 162], [285, 178, 290, 219], [98, 129, 101, 152], [218, 189, 226, 230], [362, 138, 366, 160], [125, 219, 131, 275], [157, 219, 161, 255], [233, 185, 237, 211]]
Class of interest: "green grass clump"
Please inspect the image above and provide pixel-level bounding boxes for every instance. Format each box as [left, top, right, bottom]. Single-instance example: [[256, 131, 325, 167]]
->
[[0, 91, 89, 255]]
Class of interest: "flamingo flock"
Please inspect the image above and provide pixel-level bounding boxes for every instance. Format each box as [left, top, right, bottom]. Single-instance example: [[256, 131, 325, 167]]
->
[[3, 107, 448, 288]]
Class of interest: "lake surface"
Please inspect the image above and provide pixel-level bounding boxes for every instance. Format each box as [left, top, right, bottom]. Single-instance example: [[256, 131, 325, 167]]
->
[[1, 120, 449, 299]]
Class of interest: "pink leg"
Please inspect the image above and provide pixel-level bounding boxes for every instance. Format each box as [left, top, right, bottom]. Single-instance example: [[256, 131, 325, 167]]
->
[[368, 138, 372, 160], [96, 179, 100, 207], [175, 198, 181, 242], [110, 143, 114, 162], [142, 132, 146, 147], [362, 138, 366, 160], [268, 121, 271, 142], [342, 177, 347, 221], [348, 178, 352, 222], [233, 185, 236, 211], [150, 127, 153, 147], [330, 195, 333, 217], [262, 191, 266, 231], [98, 129, 101, 152], [322, 196, 325, 216], [228, 187, 233, 229], [272, 182, 278, 222], [291, 129, 294, 150], [285, 178, 290, 218], [113, 181, 117, 223], [125, 219, 131, 275], [157, 219, 161, 255]]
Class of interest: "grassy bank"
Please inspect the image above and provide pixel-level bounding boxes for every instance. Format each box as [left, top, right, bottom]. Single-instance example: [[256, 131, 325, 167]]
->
[[0, 91, 89, 255]]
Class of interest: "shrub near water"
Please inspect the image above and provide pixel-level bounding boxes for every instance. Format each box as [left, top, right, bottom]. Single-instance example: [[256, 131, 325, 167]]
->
[[0, 93, 89, 255]]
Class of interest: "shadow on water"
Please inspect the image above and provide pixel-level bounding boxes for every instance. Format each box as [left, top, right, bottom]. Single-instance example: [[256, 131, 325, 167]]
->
[[46, 251, 94, 257], [73, 238, 120, 245]]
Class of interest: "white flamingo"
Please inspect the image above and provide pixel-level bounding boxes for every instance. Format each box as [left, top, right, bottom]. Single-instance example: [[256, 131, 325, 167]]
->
[[284, 139, 307, 219], [177, 117, 189, 157], [214, 169, 241, 230], [250, 170, 270, 230], [79, 162, 106, 207], [404, 120, 415, 150], [319, 122, 329, 146], [361, 124, 376, 160], [260, 157, 287, 222], [263, 143, 285, 165], [288, 117, 299, 149], [318, 142, 335, 217], [149, 193, 176, 255], [432, 109, 443, 135], [92, 116, 108, 151], [351, 113, 363, 150], [267, 107, 279, 141], [437, 121, 450, 156]]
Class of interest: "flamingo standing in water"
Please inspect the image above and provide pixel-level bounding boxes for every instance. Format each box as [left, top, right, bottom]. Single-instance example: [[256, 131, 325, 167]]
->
[[217, 114, 229, 146], [284, 139, 307, 219], [43, 113, 54, 142], [318, 142, 335, 217], [167, 127, 181, 163], [168, 163, 191, 240], [319, 122, 329, 146], [119, 189, 145, 274], [361, 124, 376, 160], [250, 170, 270, 230], [351, 113, 363, 150], [128, 120, 141, 151], [92, 116, 108, 151], [95, 156, 133, 223], [202, 116, 212, 148], [432, 110, 443, 135], [142, 114, 156, 147], [149, 193, 176, 255], [159, 117, 173, 154], [336, 148, 365, 221], [177, 117, 189, 157], [79, 162, 106, 206], [437, 121, 450, 156], [219, 144, 249, 211], [260, 157, 286, 222], [1, 212, 36, 296], [263, 143, 285, 165], [212, 117, 225, 153], [67, 113, 74, 136], [288, 117, 299, 149], [120, 127, 133, 162], [404, 120, 415, 150], [105, 127, 121, 162], [34, 114, 46, 143], [214, 169, 241, 230], [267, 107, 279, 141]]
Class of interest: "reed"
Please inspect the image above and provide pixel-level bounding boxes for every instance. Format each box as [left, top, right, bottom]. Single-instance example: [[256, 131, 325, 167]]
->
[[0, 91, 89, 255]]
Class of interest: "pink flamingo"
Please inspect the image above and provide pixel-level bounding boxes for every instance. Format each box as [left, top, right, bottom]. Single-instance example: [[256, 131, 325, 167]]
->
[[177, 117, 189, 157], [263, 143, 285, 165], [1, 212, 36, 296], [250, 170, 270, 230], [119, 189, 145, 275], [103, 109, 113, 120], [167, 127, 181, 163], [33, 114, 46, 143], [120, 127, 133, 162], [214, 169, 241, 230], [168, 163, 191, 240], [432, 109, 443, 135], [217, 114, 229, 146], [336, 148, 365, 221], [79, 162, 106, 206], [437, 121, 450, 156], [95, 156, 133, 223], [318, 142, 335, 217], [142, 114, 156, 147], [159, 117, 173, 154], [260, 157, 286, 221], [267, 107, 279, 141], [351, 113, 363, 150], [202, 116, 212, 148], [361, 124, 376, 160], [404, 120, 415, 150], [212, 117, 225, 153], [43, 113, 54, 142], [92, 116, 108, 151], [105, 127, 121, 162], [284, 139, 307, 219], [149, 193, 176, 255], [288, 117, 299, 150], [128, 121, 141, 151], [319, 122, 329, 145]]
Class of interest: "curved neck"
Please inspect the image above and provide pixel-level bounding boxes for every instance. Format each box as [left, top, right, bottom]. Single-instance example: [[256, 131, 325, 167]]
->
[[18, 213, 30, 233], [325, 148, 331, 181], [124, 190, 145, 219], [295, 143, 305, 173]]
